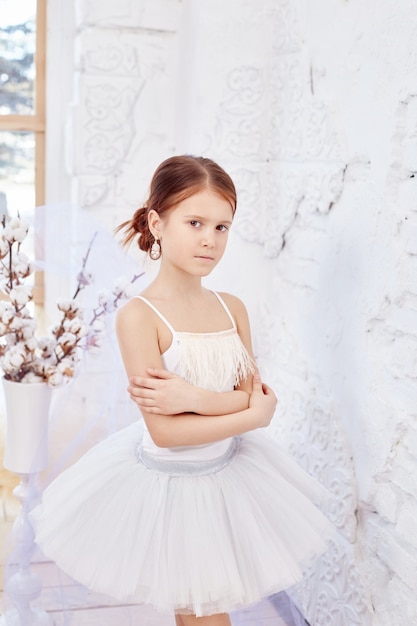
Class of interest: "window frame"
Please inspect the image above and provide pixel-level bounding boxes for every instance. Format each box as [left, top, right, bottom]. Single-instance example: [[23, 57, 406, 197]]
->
[[0, 0, 46, 303], [0, 0, 46, 204]]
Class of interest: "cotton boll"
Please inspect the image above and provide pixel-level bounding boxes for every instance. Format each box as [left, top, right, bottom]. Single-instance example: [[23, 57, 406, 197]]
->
[[5, 333, 17, 347], [113, 276, 129, 295], [33, 360, 47, 376], [24, 337, 38, 352], [114, 276, 129, 290], [21, 371, 44, 383], [78, 323, 89, 338], [0, 237, 9, 258], [21, 318, 37, 339], [76, 271, 94, 287], [13, 252, 33, 278], [57, 299, 80, 316], [0, 302, 10, 315], [47, 370, 64, 388], [9, 284, 32, 307], [54, 344, 65, 360], [2, 345, 27, 372], [62, 318, 71, 331], [70, 346, 83, 363], [67, 317, 84, 335], [19, 306, 32, 319], [86, 333, 103, 354], [122, 283, 137, 298], [92, 319, 105, 332], [3, 217, 29, 243], [57, 359, 75, 378], [58, 332, 77, 348], [56, 299, 73, 312], [0, 303, 15, 324], [37, 336, 56, 356], [9, 316, 23, 331], [97, 290, 111, 307]]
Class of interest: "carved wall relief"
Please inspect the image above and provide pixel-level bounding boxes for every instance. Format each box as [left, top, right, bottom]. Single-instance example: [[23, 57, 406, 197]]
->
[[191, 1, 374, 623], [72, 4, 180, 212]]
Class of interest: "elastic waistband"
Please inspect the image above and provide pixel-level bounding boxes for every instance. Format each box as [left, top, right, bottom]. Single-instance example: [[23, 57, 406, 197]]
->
[[137, 437, 239, 476]]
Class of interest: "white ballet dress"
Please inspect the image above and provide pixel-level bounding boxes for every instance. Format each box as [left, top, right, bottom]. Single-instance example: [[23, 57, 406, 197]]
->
[[31, 293, 334, 617]]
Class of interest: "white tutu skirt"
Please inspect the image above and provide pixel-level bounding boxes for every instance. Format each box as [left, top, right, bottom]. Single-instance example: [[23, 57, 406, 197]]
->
[[31, 422, 334, 617]]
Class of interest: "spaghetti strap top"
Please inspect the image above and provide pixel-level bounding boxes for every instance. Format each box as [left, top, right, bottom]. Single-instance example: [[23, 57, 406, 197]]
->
[[135, 296, 177, 337], [132, 292, 255, 462], [135, 292, 236, 335]]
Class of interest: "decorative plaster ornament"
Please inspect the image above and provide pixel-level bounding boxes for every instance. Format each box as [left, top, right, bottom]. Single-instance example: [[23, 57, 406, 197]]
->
[[150, 239, 161, 260]]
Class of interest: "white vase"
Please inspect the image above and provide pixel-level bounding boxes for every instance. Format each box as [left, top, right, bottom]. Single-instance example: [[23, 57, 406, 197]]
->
[[1, 377, 54, 626], [2, 378, 52, 474]]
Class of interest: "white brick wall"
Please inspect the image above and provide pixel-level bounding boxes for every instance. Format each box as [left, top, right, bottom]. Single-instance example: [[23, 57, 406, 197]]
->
[[45, 0, 417, 623]]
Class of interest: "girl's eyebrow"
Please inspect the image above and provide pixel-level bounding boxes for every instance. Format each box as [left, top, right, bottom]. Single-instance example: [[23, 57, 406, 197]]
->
[[184, 214, 233, 226]]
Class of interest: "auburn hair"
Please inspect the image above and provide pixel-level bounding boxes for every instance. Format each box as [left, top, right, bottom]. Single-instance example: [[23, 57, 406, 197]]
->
[[116, 155, 237, 253]]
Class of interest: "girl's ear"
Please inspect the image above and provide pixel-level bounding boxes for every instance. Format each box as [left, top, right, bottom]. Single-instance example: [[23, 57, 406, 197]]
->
[[148, 209, 162, 239]]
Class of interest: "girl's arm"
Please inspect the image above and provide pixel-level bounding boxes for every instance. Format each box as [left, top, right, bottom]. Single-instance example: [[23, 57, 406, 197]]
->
[[128, 369, 250, 416], [137, 376, 274, 447], [116, 298, 276, 447], [127, 293, 256, 417]]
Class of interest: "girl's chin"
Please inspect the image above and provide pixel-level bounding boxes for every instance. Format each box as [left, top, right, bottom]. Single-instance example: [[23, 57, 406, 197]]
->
[[194, 268, 215, 277]]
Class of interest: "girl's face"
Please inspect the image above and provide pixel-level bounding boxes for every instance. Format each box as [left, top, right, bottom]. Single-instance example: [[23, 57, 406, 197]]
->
[[149, 188, 234, 277]]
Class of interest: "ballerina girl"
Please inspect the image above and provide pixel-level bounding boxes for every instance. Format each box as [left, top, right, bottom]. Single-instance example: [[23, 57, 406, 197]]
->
[[32, 155, 333, 626]]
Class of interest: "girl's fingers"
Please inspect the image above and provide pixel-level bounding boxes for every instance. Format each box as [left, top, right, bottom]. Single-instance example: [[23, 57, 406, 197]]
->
[[128, 384, 154, 399], [146, 368, 174, 379], [252, 374, 263, 391], [129, 376, 154, 389]]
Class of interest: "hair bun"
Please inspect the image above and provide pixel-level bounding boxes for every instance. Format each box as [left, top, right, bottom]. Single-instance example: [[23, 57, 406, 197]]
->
[[133, 207, 148, 234]]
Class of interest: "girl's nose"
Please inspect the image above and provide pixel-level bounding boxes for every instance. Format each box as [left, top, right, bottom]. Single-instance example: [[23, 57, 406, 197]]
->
[[201, 231, 215, 247]]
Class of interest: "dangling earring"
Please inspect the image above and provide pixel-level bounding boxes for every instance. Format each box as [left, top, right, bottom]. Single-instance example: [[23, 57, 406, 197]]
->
[[150, 238, 161, 260]]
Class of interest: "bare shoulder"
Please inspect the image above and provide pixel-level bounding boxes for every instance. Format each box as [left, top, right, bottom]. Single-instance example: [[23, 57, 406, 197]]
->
[[115, 296, 164, 376], [217, 292, 250, 326], [115, 296, 157, 334]]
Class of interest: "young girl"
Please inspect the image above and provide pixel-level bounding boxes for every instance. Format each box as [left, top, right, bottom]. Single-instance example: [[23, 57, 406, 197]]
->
[[32, 156, 333, 625]]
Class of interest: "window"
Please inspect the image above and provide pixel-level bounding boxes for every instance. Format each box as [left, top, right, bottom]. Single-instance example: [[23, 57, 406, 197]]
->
[[0, 0, 46, 299]]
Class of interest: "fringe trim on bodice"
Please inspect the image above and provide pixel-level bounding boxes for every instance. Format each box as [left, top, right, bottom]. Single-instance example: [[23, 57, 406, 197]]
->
[[177, 330, 256, 391]]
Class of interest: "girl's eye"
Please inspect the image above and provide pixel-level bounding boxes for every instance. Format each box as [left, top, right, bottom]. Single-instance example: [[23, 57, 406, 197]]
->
[[190, 220, 201, 228], [216, 225, 229, 232]]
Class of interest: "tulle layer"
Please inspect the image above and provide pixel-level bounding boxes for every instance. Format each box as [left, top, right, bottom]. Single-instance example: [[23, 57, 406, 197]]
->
[[31, 422, 334, 617]]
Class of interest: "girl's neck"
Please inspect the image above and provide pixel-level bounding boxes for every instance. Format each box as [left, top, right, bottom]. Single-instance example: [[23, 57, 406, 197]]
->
[[148, 265, 205, 301]]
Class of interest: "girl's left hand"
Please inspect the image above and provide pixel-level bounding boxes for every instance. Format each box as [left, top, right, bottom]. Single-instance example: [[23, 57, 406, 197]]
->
[[128, 368, 197, 415]]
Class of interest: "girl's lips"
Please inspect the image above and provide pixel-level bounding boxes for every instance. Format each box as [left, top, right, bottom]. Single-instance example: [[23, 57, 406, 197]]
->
[[195, 255, 214, 260]]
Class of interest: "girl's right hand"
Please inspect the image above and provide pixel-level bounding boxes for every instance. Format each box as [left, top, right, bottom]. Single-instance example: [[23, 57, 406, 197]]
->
[[249, 375, 278, 428], [128, 369, 196, 415]]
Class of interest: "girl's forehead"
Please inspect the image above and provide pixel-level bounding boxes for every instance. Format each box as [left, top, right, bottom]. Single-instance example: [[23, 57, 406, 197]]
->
[[174, 190, 234, 215]]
